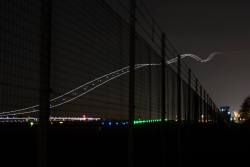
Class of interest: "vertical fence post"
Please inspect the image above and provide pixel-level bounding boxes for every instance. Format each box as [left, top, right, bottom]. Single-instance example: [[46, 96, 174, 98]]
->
[[177, 54, 181, 122], [210, 98, 212, 123], [213, 102, 216, 123], [129, 0, 136, 127], [149, 51, 152, 120], [166, 62, 169, 120], [213, 100, 216, 124], [38, 0, 51, 167], [128, 0, 136, 166], [210, 101, 212, 123], [210, 98, 213, 124], [149, 22, 155, 120], [160, 33, 166, 167], [161, 33, 166, 123], [188, 69, 191, 123], [207, 95, 209, 123], [177, 54, 182, 167], [203, 90, 206, 123], [199, 86, 202, 123], [195, 79, 198, 123], [206, 92, 208, 123], [207, 94, 209, 123]]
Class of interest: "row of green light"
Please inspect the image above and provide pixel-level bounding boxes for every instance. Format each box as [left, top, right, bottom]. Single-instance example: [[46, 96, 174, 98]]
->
[[133, 119, 163, 125]]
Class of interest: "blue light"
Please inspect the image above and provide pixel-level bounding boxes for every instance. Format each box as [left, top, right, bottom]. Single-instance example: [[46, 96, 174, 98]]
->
[[101, 122, 105, 125], [108, 122, 112, 126], [115, 122, 119, 126]]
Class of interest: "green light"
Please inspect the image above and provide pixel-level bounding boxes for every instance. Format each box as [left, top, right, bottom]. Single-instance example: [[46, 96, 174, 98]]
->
[[30, 122, 34, 127], [133, 118, 165, 125]]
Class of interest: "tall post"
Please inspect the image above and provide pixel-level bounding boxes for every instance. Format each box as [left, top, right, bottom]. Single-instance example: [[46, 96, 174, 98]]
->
[[160, 33, 167, 167], [38, 0, 51, 167], [161, 33, 166, 123], [195, 79, 198, 123], [207, 95, 209, 123], [211, 99, 213, 123], [199, 86, 202, 123], [128, 0, 136, 167], [210, 98, 213, 122], [129, 0, 136, 127], [188, 69, 191, 123], [149, 21, 155, 120], [203, 90, 206, 123], [176, 54, 182, 167], [177, 54, 181, 122], [148, 51, 152, 120], [209, 98, 212, 123]]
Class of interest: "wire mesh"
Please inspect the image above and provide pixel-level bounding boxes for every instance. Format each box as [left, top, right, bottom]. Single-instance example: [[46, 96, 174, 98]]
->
[[0, 0, 219, 123]]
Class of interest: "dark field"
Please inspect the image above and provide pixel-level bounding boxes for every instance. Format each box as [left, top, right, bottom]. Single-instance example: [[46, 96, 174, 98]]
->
[[0, 122, 249, 167]]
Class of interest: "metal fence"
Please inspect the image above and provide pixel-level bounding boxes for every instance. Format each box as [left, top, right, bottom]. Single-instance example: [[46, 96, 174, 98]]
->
[[0, 0, 220, 123]]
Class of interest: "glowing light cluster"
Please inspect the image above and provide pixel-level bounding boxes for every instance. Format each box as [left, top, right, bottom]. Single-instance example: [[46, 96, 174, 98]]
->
[[133, 119, 162, 125]]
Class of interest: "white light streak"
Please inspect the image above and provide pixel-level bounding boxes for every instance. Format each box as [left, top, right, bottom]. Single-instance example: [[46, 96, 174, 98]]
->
[[0, 63, 159, 116], [0, 51, 218, 117], [166, 52, 221, 64]]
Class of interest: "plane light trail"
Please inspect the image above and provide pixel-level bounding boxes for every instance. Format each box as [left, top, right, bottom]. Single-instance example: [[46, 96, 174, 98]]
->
[[0, 64, 159, 116], [0, 52, 218, 117], [166, 52, 221, 64]]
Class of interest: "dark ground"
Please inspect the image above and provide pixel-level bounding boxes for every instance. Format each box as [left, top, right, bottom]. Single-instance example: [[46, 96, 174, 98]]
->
[[0, 122, 249, 167]]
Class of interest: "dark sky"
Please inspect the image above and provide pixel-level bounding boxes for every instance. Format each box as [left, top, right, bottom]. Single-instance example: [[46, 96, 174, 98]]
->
[[143, 0, 250, 112]]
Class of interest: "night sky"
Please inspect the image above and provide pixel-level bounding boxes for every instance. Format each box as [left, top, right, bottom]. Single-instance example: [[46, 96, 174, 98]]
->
[[143, 0, 250, 112]]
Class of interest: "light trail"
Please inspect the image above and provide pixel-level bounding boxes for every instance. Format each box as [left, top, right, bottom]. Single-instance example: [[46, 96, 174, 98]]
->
[[166, 52, 221, 64], [0, 52, 218, 117], [0, 63, 159, 116]]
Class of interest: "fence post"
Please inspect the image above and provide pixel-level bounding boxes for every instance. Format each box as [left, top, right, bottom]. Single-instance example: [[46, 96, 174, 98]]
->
[[203, 90, 206, 123], [161, 33, 166, 123], [188, 69, 191, 123], [177, 54, 181, 122], [199, 86, 202, 123], [38, 0, 52, 167], [128, 0, 136, 166], [129, 0, 136, 126], [195, 79, 198, 123], [207, 94, 209, 123], [148, 51, 152, 120]]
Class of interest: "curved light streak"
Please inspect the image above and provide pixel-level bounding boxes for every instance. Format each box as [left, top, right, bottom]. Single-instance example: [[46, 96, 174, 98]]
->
[[1, 52, 219, 117], [166, 52, 221, 64], [0, 63, 160, 116]]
